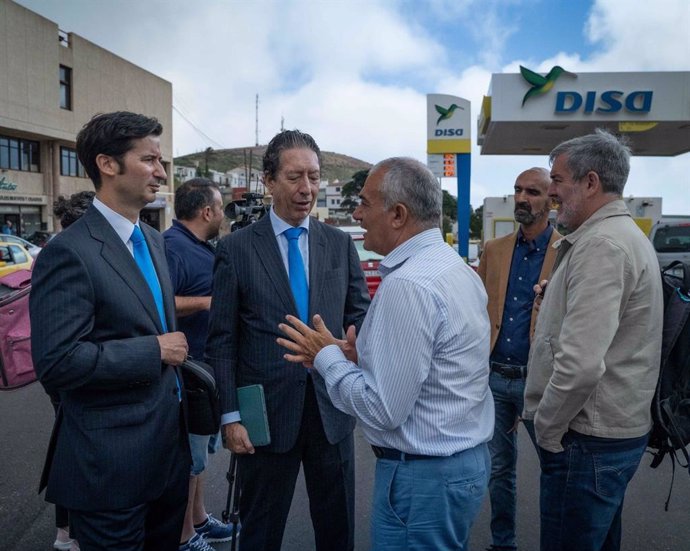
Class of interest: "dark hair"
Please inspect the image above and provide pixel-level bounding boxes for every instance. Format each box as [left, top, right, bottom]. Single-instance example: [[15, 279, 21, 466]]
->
[[76, 111, 163, 189], [549, 128, 631, 195], [262, 130, 321, 180], [53, 191, 95, 228], [174, 178, 220, 220]]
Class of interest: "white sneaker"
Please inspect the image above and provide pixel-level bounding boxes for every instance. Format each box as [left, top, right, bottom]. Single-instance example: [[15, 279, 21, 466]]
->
[[53, 528, 74, 551]]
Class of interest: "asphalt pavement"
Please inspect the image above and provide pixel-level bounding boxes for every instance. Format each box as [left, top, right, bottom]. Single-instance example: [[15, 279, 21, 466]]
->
[[2, 381, 689, 550]]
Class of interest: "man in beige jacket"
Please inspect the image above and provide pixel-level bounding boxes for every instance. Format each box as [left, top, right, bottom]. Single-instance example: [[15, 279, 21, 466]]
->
[[478, 167, 560, 551], [524, 130, 663, 551]]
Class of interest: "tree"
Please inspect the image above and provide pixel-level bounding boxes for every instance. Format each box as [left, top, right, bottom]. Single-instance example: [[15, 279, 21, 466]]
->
[[340, 169, 369, 214], [442, 190, 457, 221], [203, 147, 213, 177], [470, 204, 483, 240]]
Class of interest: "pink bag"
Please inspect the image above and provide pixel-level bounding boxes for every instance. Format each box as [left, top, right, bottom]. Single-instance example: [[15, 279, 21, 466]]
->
[[0, 269, 35, 390]]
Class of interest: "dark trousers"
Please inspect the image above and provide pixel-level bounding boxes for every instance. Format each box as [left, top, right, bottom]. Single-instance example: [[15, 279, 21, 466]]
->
[[69, 432, 189, 551], [539, 430, 648, 551], [238, 377, 355, 551]]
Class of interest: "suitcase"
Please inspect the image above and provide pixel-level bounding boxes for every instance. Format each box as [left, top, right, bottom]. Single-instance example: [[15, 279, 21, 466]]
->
[[0, 269, 35, 390]]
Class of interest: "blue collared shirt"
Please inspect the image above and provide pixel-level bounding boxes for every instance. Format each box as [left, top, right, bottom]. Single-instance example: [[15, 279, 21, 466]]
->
[[269, 207, 310, 283], [314, 228, 494, 456], [491, 224, 553, 367]]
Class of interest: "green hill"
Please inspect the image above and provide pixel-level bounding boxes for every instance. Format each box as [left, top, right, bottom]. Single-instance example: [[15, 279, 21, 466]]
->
[[174, 146, 371, 183]]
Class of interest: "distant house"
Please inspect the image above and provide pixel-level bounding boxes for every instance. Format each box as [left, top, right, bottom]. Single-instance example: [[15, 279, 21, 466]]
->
[[326, 181, 347, 211], [174, 165, 197, 183]]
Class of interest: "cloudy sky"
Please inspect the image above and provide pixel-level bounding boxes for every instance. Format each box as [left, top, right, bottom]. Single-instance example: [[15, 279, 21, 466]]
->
[[16, 0, 690, 212]]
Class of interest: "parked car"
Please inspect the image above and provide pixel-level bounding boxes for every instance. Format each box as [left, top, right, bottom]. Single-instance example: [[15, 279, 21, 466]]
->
[[0, 242, 33, 277], [26, 231, 55, 248], [649, 221, 690, 273], [1, 235, 42, 259], [352, 235, 382, 298], [333, 227, 382, 297]]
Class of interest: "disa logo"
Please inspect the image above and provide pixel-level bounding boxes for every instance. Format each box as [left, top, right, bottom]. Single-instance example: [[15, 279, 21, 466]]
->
[[434, 103, 464, 137], [519, 65, 653, 114], [520, 65, 576, 106]]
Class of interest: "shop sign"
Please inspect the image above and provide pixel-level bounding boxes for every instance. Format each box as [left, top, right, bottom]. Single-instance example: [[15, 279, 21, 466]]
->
[[520, 65, 654, 115], [0, 177, 18, 191]]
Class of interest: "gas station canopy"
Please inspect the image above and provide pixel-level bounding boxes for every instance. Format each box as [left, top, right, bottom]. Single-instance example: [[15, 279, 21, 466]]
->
[[478, 69, 690, 156]]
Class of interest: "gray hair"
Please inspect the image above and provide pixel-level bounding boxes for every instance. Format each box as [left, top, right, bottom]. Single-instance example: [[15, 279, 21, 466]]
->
[[549, 128, 631, 195], [371, 157, 441, 228]]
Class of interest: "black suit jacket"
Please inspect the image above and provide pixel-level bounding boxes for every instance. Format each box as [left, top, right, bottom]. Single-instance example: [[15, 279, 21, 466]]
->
[[206, 215, 370, 453], [30, 206, 187, 510]]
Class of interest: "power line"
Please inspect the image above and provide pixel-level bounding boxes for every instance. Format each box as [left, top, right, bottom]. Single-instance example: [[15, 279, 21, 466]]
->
[[172, 105, 224, 150]]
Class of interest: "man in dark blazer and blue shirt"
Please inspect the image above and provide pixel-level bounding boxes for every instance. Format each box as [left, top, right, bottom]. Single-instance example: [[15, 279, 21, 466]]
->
[[30, 112, 190, 550], [206, 130, 370, 551]]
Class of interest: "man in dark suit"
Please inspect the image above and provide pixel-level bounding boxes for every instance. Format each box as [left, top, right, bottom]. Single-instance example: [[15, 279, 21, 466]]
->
[[205, 130, 370, 551], [30, 112, 190, 550]]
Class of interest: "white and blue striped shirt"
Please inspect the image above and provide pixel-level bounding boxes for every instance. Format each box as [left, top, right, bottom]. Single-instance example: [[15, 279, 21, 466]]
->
[[314, 228, 494, 456]]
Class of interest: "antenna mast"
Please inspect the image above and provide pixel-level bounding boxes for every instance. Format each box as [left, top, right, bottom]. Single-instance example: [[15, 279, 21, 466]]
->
[[255, 93, 259, 146]]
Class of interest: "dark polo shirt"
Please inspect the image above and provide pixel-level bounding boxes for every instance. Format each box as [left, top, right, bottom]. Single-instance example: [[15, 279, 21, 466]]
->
[[163, 220, 215, 358]]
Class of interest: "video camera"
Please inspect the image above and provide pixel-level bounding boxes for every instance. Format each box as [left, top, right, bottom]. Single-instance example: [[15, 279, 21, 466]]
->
[[225, 192, 269, 232]]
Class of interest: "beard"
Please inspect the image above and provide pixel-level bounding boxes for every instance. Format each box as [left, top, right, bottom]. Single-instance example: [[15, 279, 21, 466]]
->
[[514, 204, 537, 225]]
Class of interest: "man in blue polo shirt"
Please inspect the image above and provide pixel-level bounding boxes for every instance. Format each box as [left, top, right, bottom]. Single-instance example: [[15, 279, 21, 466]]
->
[[164, 178, 233, 551]]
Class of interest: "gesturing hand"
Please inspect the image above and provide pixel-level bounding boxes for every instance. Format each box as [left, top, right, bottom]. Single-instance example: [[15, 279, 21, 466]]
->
[[277, 314, 340, 368]]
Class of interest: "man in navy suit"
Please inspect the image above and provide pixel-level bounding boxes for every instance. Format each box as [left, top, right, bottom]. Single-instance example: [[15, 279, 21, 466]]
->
[[30, 112, 190, 550], [206, 130, 370, 551]]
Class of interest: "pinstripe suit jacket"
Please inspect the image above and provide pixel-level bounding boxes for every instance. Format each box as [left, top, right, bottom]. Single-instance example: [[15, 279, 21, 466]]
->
[[30, 206, 187, 510], [206, 215, 370, 453]]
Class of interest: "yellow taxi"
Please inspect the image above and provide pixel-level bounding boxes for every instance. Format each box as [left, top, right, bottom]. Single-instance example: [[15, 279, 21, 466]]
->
[[0, 241, 33, 277]]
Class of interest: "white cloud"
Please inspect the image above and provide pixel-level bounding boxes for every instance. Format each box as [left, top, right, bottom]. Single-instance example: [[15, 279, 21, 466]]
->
[[14, 0, 690, 214], [585, 0, 690, 70]]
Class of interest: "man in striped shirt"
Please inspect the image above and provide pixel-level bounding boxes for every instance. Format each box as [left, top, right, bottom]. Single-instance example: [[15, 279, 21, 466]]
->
[[278, 157, 494, 551]]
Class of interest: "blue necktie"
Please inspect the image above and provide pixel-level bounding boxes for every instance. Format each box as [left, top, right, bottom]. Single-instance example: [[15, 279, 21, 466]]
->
[[284, 227, 309, 323], [130, 225, 168, 332]]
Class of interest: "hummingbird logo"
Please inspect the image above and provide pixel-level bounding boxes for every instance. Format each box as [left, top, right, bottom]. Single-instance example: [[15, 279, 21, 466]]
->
[[435, 103, 463, 125], [520, 65, 576, 106]]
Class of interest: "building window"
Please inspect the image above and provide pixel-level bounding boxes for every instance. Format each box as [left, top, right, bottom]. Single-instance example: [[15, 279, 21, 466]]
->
[[59, 65, 72, 110], [0, 136, 40, 172], [60, 147, 85, 177]]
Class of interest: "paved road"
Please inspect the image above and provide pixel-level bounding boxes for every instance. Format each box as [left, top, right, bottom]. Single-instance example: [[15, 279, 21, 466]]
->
[[2, 381, 689, 550]]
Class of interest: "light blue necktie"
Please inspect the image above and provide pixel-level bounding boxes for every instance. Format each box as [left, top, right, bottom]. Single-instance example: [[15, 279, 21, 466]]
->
[[130, 225, 168, 332], [284, 227, 309, 323]]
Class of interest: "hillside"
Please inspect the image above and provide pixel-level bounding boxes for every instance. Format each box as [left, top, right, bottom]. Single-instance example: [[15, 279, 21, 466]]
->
[[174, 146, 372, 183]]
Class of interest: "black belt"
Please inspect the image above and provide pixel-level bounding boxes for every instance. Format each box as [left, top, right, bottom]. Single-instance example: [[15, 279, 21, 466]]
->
[[371, 445, 436, 461], [490, 361, 526, 379]]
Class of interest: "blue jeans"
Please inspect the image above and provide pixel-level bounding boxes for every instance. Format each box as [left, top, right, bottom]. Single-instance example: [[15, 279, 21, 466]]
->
[[487, 371, 537, 549], [539, 430, 649, 551], [371, 443, 489, 551]]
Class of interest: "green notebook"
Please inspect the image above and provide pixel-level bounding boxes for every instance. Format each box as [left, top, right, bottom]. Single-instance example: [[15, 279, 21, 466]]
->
[[237, 384, 271, 446]]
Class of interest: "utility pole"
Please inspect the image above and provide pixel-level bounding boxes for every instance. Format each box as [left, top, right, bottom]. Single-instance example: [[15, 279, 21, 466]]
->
[[281, 116, 284, 132], [255, 93, 259, 146]]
